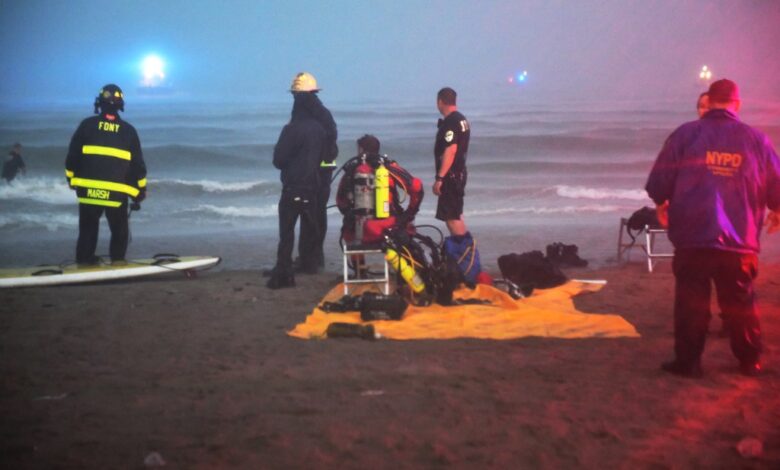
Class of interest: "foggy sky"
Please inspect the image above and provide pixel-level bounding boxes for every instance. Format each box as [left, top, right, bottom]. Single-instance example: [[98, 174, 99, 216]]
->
[[1, 0, 779, 104]]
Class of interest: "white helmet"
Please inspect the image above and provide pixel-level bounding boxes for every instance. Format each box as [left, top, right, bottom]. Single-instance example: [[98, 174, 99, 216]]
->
[[290, 72, 320, 93]]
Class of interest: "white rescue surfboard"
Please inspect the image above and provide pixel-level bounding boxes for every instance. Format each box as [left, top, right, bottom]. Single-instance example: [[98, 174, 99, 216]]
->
[[0, 255, 221, 288]]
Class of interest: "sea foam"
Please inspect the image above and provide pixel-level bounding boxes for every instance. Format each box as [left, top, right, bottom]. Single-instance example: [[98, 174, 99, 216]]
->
[[0, 177, 74, 205], [555, 185, 650, 201], [158, 178, 269, 193], [185, 204, 278, 218]]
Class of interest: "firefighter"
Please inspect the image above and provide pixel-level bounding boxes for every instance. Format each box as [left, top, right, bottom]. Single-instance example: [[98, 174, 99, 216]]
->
[[65, 84, 147, 265], [287, 73, 339, 272], [267, 74, 328, 289]]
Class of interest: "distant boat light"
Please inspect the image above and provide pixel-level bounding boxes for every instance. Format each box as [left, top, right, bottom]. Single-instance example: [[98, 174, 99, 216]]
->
[[699, 65, 712, 81], [141, 55, 166, 87]]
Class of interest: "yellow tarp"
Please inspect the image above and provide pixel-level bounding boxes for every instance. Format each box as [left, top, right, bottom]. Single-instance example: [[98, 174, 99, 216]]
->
[[288, 281, 640, 340]]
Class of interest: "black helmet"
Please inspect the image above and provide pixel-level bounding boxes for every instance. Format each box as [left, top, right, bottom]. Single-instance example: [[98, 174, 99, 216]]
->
[[94, 84, 124, 114]]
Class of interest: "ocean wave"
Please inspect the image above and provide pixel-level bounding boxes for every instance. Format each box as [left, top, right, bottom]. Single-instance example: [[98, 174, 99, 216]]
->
[[0, 177, 74, 205], [157, 178, 273, 193], [469, 159, 654, 175], [468, 133, 663, 156], [554, 185, 650, 201], [466, 204, 625, 216], [0, 213, 78, 231], [416, 204, 626, 218], [181, 204, 278, 218]]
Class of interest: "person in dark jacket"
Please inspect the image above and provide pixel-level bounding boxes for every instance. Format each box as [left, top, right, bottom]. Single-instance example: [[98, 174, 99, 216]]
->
[[288, 73, 338, 272], [267, 75, 328, 289], [646, 79, 780, 378], [2, 143, 26, 183], [65, 84, 147, 265]]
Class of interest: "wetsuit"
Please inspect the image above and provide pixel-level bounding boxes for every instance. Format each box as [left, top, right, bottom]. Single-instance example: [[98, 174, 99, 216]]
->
[[2, 151, 25, 183], [271, 96, 327, 279], [434, 110, 470, 221], [65, 112, 146, 263], [646, 108, 780, 369]]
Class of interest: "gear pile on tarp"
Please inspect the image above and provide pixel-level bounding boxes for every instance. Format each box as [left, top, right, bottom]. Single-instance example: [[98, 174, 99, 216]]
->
[[288, 281, 640, 340]]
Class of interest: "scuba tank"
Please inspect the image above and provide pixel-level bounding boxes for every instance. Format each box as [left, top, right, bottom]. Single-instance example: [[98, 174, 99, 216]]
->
[[385, 248, 425, 294], [353, 156, 374, 213], [375, 160, 390, 219], [353, 156, 375, 241]]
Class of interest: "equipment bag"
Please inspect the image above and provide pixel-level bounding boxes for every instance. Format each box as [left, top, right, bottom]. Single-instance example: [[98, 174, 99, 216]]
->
[[443, 232, 481, 286], [498, 250, 568, 289], [545, 242, 588, 267], [319, 292, 408, 321], [626, 206, 661, 242], [360, 292, 408, 321]]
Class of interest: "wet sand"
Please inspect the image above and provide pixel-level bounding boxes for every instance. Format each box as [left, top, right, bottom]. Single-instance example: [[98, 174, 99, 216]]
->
[[1, 259, 779, 468]]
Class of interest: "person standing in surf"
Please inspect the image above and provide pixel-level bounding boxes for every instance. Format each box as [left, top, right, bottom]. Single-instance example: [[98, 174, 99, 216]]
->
[[2, 143, 26, 183], [267, 73, 328, 289], [65, 84, 147, 266]]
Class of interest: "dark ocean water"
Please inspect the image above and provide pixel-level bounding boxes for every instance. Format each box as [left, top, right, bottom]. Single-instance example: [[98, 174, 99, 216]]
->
[[1, 98, 778, 269]]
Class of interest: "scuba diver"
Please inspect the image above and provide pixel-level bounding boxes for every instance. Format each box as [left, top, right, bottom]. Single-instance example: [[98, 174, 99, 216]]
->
[[336, 135, 447, 304], [335, 134, 423, 247], [65, 84, 147, 266], [334, 134, 489, 307]]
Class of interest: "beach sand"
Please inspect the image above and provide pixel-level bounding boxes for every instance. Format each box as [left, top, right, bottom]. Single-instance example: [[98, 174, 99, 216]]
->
[[1, 257, 779, 468]]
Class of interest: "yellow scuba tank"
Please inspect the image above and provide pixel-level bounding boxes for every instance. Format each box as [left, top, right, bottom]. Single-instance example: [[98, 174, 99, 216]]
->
[[375, 162, 390, 219], [385, 248, 425, 293]]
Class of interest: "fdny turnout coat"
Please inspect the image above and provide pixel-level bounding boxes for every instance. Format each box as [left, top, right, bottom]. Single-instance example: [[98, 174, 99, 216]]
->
[[65, 113, 147, 207]]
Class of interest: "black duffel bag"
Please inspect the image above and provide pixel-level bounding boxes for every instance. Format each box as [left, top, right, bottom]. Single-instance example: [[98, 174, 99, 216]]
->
[[498, 251, 568, 290]]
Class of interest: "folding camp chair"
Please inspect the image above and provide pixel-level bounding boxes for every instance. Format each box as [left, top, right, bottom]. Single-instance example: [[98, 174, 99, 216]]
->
[[617, 218, 673, 272], [342, 243, 390, 295]]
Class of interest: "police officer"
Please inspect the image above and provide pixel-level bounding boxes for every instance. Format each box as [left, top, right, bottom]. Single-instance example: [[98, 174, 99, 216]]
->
[[267, 73, 328, 289], [646, 79, 780, 378], [65, 84, 147, 265], [289, 72, 338, 273], [432, 87, 470, 237]]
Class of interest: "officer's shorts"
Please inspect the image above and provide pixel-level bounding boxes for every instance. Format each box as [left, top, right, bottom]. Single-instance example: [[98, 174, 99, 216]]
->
[[435, 175, 466, 222]]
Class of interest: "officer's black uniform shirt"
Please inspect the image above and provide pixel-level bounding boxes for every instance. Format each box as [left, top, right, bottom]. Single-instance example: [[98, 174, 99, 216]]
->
[[434, 110, 470, 176]]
